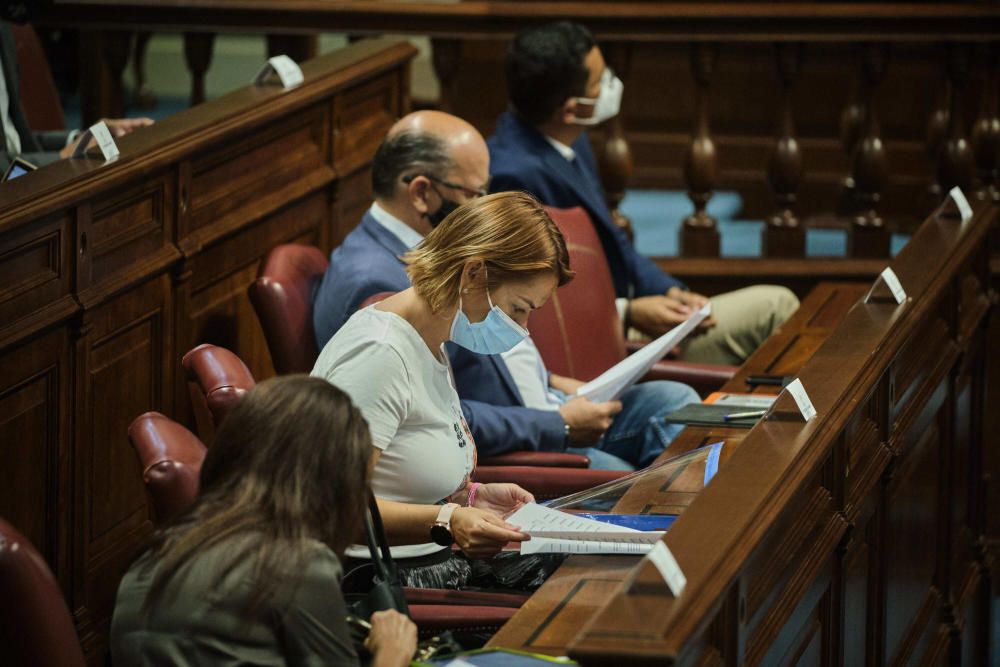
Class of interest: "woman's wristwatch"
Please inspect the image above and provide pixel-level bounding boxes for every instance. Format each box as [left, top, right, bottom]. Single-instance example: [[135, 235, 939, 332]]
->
[[430, 503, 460, 547]]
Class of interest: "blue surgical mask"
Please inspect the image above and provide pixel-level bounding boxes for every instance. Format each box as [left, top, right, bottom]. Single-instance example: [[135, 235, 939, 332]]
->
[[450, 286, 529, 355]]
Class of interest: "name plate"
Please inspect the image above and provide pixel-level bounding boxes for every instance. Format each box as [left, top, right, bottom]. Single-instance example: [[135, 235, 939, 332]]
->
[[948, 186, 973, 223], [646, 540, 686, 596], [254, 55, 304, 89], [72, 121, 120, 161], [880, 267, 907, 305], [785, 378, 816, 422]]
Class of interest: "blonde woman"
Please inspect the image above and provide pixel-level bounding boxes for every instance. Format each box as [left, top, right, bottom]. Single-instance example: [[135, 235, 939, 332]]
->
[[312, 191, 573, 589]]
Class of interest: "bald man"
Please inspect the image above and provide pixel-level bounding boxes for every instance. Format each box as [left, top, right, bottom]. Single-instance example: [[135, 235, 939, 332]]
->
[[311, 111, 697, 469]]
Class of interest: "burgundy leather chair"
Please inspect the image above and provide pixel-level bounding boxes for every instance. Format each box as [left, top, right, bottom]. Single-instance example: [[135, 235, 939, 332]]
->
[[249, 247, 591, 470], [128, 411, 207, 524], [534, 206, 737, 396], [181, 342, 255, 441], [0, 517, 86, 667], [248, 244, 328, 375]]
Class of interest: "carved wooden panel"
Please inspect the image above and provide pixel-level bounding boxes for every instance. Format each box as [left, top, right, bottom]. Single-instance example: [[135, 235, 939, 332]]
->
[[882, 414, 944, 666], [332, 72, 401, 179], [0, 326, 72, 586], [181, 105, 333, 254], [77, 175, 178, 304], [72, 275, 172, 656], [173, 194, 326, 426], [0, 212, 76, 346]]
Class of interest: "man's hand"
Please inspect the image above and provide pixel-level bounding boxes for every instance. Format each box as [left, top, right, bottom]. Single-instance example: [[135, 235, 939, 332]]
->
[[450, 507, 530, 559], [60, 117, 154, 158], [473, 483, 534, 516], [558, 396, 623, 445], [629, 290, 716, 337]]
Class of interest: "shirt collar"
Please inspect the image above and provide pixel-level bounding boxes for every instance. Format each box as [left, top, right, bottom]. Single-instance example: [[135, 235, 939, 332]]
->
[[369, 202, 425, 250], [543, 134, 577, 162]]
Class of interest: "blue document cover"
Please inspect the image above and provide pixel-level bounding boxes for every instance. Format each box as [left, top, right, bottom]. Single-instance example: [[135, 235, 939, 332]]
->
[[577, 513, 677, 531]]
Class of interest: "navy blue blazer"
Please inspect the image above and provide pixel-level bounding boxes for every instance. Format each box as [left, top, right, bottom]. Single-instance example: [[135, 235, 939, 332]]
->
[[311, 210, 566, 456], [488, 111, 684, 298]]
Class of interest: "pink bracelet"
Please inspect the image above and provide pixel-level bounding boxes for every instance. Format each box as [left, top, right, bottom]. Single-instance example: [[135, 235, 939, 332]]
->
[[467, 482, 482, 507]]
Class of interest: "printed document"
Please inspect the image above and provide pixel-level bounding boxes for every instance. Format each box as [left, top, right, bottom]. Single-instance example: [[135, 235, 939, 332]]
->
[[507, 503, 664, 555], [576, 304, 711, 403]]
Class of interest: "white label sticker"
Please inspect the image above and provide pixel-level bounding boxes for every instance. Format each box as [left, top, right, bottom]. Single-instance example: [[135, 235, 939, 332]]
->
[[949, 186, 973, 223], [89, 121, 120, 161], [646, 540, 686, 596], [785, 378, 817, 421], [880, 267, 906, 305], [254, 55, 304, 89]]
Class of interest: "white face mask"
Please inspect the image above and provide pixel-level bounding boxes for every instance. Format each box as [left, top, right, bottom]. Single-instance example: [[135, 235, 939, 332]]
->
[[569, 68, 624, 126]]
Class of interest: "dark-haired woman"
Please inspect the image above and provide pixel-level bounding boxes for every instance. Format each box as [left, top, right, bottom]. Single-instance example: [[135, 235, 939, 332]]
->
[[111, 376, 416, 667]]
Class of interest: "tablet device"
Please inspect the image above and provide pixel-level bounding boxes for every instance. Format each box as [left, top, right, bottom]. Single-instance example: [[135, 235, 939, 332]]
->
[[3, 156, 37, 181]]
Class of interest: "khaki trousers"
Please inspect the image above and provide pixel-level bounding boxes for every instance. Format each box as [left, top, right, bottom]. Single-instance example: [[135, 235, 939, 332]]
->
[[677, 285, 800, 366]]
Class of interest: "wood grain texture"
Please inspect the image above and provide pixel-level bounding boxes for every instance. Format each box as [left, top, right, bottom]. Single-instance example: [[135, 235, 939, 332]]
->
[[0, 38, 416, 663]]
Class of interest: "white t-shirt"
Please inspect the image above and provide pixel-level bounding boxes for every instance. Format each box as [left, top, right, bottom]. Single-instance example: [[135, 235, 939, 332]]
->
[[312, 305, 476, 558]]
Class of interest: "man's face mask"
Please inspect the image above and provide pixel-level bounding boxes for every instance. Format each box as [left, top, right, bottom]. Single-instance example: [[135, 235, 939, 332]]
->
[[569, 68, 624, 126], [427, 186, 461, 228]]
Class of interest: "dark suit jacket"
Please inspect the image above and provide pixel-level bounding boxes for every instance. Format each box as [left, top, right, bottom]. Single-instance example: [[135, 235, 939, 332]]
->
[[0, 22, 69, 171], [312, 210, 566, 456], [488, 111, 684, 298]]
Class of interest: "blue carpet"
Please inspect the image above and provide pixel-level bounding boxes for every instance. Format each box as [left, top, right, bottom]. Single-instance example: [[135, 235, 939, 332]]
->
[[621, 189, 910, 259]]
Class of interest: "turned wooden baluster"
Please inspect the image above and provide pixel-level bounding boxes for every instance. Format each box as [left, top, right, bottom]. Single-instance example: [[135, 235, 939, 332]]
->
[[936, 44, 975, 196], [681, 43, 720, 257], [764, 43, 805, 257], [430, 39, 462, 114], [925, 73, 950, 199], [848, 43, 891, 258], [80, 30, 131, 124], [597, 43, 636, 243], [971, 43, 1000, 202], [132, 32, 156, 109], [835, 75, 864, 217], [183, 33, 215, 106]]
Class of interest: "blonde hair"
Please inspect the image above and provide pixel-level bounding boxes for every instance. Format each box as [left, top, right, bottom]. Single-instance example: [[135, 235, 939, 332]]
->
[[404, 191, 574, 313]]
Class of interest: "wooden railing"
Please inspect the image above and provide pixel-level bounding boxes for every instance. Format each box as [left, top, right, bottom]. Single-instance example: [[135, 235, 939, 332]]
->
[[0, 38, 415, 663], [36, 2, 1000, 279]]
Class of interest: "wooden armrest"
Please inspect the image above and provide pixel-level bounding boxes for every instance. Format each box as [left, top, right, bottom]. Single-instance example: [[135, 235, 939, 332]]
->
[[640, 360, 738, 396]]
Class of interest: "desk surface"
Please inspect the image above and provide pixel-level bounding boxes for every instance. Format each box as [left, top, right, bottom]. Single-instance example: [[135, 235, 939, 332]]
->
[[487, 280, 869, 656]]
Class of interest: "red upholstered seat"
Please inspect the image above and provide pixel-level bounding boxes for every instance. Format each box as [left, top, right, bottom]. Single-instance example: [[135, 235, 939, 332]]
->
[[534, 206, 736, 395], [249, 244, 328, 375], [0, 517, 86, 667], [128, 412, 207, 524], [182, 343, 255, 442]]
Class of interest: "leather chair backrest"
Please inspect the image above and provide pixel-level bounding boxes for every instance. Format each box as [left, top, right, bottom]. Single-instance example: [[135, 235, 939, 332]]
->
[[0, 517, 85, 667], [181, 344, 257, 435], [128, 412, 207, 524], [248, 244, 328, 375], [529, 207, 626, 381]]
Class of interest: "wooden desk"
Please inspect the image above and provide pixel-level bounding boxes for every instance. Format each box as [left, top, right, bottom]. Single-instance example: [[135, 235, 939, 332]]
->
[[488, 280, 869, 654], [490, 197, 996, 665], [0, 38, 415, 663]]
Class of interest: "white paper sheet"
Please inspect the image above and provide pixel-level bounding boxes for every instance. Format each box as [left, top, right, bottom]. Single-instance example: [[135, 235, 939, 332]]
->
[[508, 503, 664, 555], [646, 541, 686, 595], [576, 303, 711, 403]]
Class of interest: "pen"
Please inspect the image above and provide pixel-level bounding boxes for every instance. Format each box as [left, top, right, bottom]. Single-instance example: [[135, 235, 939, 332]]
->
[[723, 410, 767, 422]]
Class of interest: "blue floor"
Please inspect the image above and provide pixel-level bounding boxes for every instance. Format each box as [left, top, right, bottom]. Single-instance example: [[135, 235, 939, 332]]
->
[[620, 189, 911, 258]]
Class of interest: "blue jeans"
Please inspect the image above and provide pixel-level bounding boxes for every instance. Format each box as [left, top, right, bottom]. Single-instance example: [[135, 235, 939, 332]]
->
[[567, 381, 699, 471]]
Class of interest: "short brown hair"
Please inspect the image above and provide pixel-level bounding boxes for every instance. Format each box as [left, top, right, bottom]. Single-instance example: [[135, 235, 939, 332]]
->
[[404, 191, 574, 313]]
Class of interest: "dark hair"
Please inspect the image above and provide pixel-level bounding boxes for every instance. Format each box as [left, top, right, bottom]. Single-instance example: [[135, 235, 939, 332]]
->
[[506, 22, 596, 126], [371, 130, 456, 199], [141, 375, 371, 612]]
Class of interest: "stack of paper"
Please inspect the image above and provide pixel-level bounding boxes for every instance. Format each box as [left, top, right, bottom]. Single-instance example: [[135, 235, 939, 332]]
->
[[576, 304, 711, 403], [508, 503, 664, 555]]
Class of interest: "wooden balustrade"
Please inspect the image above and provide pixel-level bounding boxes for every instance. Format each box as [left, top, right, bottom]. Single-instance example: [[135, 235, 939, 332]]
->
[[0, 38, 416, 664], [764, 43, 805, 257]]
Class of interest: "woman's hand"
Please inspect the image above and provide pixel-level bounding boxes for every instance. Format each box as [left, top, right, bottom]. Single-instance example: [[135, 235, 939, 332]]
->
[[450, 506, 529, 559], [365, 610, 417, 667], [473, 483, 535, 516]]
